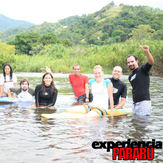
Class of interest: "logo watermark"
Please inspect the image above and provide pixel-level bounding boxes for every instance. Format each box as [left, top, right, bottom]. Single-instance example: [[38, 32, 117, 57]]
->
[[92, 139, 162, 160]]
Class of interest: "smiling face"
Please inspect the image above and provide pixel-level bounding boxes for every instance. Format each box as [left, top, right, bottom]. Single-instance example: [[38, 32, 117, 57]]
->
[[93, 66, 103, 82], [43, 74, 53, 86], [112, 66, 122, 80], [4, 65, 11, 75], [127, 56, 138, 71], [73, 65, 80, 76]]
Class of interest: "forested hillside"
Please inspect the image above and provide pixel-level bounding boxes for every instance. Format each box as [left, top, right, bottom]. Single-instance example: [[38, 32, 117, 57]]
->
[[0, 3, 163, 44], [0, 3, 163, 75]]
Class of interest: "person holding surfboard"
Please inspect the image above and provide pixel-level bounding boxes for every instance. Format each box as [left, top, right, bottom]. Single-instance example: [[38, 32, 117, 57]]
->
[[108, 66, 127, 109], [42, 65, 114, 118], [69, 64, 93, 104], [127, 45, 154, 116], [35, 72, 58, 109], [0, 64, 17, 97]]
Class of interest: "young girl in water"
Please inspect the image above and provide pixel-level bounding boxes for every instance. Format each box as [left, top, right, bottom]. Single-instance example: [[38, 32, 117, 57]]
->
[[0, 64, 17, 97], [35, 72, 58, 109]]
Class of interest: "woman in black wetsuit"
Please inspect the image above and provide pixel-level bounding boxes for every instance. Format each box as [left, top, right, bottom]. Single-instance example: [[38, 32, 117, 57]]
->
[[35, 72, 58, 109]]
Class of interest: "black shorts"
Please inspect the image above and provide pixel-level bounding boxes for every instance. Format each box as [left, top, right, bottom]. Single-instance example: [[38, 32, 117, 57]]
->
[[77, 93, 93, 103]]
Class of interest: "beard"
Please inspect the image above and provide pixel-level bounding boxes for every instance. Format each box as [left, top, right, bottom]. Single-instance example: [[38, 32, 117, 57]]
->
[[22, 88, 28, 91], [129, 65, 136, 71]]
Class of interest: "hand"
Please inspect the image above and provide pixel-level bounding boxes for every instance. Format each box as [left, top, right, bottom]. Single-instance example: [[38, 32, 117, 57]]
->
[[48, 106, 56, 110], [85, 98, 89, 103], [110, 110, 114, 116], [45, 66, 52, 73], [140, 45, 149, 53]]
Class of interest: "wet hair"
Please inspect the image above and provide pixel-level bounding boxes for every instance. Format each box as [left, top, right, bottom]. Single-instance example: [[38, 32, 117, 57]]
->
[[126, 55, 138, 61], [93, 65, 103, 72], [3, 64, 13, 81], [20, 79, 29, 86], [41, 72, 55, 94]]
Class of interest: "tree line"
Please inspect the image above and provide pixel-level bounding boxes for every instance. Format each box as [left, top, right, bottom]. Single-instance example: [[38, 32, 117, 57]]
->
[[8, 32, 72, 55]]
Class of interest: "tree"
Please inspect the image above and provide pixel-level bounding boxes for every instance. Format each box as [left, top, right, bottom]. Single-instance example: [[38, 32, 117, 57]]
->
[[153, 30, 163, 40], [15, 32, 40, 55], [130, 25, 155, 41], [39, 33, 59, 45], [112, 29, 126, 42]]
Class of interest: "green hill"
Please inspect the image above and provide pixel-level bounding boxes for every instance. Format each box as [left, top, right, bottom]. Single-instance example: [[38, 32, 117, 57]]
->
[[0, 3, 163, 44], [0, 14, 33, 32]]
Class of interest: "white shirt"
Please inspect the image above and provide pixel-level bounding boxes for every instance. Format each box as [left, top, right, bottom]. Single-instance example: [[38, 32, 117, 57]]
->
[[18, 91, 33, 101], [0, 74, 17, 93], [89, 79, 111, 111]]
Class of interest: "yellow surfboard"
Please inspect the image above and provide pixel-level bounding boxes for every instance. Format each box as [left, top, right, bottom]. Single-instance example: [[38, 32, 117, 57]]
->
[[106, 108, 132, 117], [41, 108, 132, 119]]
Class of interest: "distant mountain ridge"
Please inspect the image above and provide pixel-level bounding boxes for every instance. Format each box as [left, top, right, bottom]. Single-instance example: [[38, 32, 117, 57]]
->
[[0, 3, 163, 44], [0, 14, 34, 32]]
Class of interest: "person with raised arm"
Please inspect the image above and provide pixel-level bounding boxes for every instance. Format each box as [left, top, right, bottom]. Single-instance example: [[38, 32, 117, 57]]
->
[[127, 45, 154, 116]]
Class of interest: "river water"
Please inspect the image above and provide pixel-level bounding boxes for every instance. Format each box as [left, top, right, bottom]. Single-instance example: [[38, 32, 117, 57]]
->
[[0, 73, 162, 163]]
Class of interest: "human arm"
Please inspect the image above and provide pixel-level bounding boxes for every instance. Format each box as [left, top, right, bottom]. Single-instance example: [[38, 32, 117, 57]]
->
[[69, 74, 78, 99], [0, 85, 4, 97], [47, 89, 58, 107], [0, 75, 4, 96], [45, 66, 52, 73], [13, 83, 17, 88], [140, 45, 154, 65], [85, 83, 90, 103], [13, 74, 18, 88], [35, 85, 40, 107], [108, 83, 114, 110], [114, 98, 126, 109], [114, 83, 127, 109]]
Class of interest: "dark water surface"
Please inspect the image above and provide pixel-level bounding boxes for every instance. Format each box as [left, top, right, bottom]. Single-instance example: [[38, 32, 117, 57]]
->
[[0, 73, 162, 163]]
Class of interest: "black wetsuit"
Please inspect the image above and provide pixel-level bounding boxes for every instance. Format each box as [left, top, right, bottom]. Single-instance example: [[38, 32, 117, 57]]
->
[[128, 62, 152, 103], [35, 84, 58, 107], [110, 77, 127, 105]]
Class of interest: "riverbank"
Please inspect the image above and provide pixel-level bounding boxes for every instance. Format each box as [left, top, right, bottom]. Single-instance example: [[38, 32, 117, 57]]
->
[[1, 40, 163, 76]]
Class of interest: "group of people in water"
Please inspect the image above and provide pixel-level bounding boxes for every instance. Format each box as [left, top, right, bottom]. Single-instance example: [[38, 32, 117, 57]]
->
[[0, 45, 154, 118]]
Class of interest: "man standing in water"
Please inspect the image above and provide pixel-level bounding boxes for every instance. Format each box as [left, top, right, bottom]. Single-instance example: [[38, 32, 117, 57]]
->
[[127, 45, 154, 116], [109, 66, 127, 109], [69, 64, 93, 104]]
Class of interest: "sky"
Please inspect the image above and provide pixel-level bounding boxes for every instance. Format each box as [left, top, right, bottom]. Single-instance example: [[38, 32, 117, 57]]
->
[[0, 0, 163, 24]]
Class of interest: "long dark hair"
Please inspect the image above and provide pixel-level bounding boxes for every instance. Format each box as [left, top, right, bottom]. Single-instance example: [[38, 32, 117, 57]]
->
[[3, 64, 13, 81], [41, 72, 55, 94]]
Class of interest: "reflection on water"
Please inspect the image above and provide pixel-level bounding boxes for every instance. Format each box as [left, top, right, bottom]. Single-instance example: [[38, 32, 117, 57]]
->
[[0, 73, 162, 163]]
